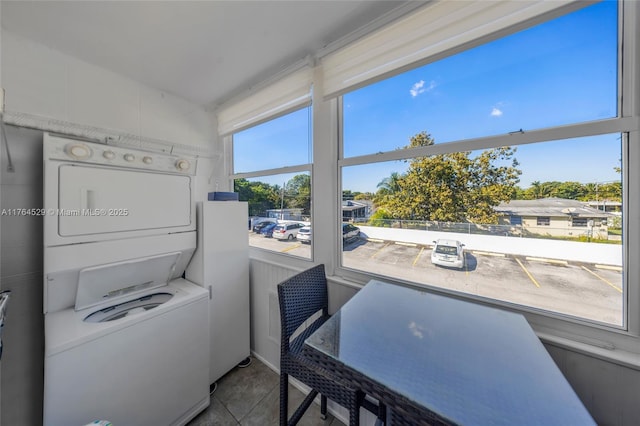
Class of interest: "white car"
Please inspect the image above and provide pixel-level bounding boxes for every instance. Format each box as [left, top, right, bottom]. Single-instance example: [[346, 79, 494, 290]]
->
[[272, 222, 306, 240], [431, 239, 465, 269], [297, 226, 312, 243]]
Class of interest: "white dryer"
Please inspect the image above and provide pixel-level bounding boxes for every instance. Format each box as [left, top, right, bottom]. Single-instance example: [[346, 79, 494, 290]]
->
[[42, 134, 210, 426]]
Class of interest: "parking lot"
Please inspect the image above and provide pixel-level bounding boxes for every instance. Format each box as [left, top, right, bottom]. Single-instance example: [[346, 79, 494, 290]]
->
[[249, 232, 623, 325]]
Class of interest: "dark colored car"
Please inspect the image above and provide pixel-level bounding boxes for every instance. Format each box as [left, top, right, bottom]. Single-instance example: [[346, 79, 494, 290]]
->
[[260, 222, 278, 238], [342, 223, 360, 244], [253, 220, 277, 233]]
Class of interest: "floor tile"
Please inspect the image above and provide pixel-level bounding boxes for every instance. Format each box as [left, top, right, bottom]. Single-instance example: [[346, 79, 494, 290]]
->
[[212, 359, 279, 420], [188, 396, 239, 426], [240, 382, 336, 426], [187, 357, 345, 426]]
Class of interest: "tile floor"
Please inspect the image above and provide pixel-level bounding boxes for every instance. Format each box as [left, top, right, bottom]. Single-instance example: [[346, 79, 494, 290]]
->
[[187, 357, 345, 426]]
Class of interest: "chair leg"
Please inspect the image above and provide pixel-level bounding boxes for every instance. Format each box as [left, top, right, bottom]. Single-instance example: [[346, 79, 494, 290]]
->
[[349, 392, 362, 426], [377, 402, 387, 425], [320, 394, 327, 420], [280, 372, 288, 426]]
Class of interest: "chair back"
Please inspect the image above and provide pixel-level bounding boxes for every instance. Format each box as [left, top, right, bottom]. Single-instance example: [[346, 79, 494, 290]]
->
[[277, 264, 328, 342]]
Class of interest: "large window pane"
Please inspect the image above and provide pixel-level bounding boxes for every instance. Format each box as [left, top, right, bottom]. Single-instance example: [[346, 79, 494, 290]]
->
[[233, 106, 311, 172], [343, 1, 617, 158], [232, 104, 312, 259], [341, 135, 623, 326]]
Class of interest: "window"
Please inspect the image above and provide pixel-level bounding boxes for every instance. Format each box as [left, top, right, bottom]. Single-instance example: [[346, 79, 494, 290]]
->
[[537, 217, 551, 226], [572, 217, 588, 227], [339, 1, 630, 328], [231, 107, 312, 259]]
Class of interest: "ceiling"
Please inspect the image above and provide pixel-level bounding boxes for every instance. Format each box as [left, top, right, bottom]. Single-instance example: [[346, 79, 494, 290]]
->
[[1, 0, 411, 108]]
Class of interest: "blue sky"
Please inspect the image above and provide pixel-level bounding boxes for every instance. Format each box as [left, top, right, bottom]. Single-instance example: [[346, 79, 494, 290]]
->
[[236, 1, 620, 194]]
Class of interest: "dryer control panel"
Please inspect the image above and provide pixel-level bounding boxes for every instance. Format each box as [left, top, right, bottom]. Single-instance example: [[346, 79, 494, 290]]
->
[[46, 135, 197, 176]]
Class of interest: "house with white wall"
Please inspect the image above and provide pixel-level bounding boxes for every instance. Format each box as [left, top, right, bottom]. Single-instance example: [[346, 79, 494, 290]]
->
[[1, 1, 639, 425], [496, 198, 613, 239]]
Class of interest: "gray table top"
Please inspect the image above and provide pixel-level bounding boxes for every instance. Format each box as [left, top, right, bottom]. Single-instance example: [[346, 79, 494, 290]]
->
[[305, 279, 595, 425]]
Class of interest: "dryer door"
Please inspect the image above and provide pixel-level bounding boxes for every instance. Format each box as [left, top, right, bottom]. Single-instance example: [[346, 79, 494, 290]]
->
[[57, 164, 192, 238]]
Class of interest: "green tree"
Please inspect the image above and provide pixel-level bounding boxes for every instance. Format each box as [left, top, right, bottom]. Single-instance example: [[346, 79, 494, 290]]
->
[[376, 131, 521, 223], [368, 208, 393, 227], [554, 181, 587, 200], [285, 174, 311, 215], [234, 178, 280, 216], [354, 192, 374, 201]]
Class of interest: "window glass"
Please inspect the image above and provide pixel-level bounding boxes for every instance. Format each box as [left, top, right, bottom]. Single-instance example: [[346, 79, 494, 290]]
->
[[236, 172, 311, 259], [232, 105, 312, 259], [233, 107, 311, 172], [343, 1, 617, 158], [572, 218, 589, 227], [342, 131, 623, 325], [537, 217, 550, 226]]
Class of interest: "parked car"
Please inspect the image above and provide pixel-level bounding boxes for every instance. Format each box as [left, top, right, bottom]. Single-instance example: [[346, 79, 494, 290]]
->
[[260, 222, 278, 238], [431, 239, 465, 269], [272, 222, 306, 240], [253, 219, 277, 233], [297, 226, 312, 243], [342, 223, 360, 244]]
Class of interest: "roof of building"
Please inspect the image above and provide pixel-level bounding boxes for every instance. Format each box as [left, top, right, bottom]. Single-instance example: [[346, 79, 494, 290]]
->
[[495, 198, 612, 218], [341, 200, 369, 212]]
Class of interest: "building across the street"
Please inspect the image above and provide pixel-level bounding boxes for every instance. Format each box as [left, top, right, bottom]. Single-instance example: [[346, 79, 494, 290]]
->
[[495, 198, 614, 239]]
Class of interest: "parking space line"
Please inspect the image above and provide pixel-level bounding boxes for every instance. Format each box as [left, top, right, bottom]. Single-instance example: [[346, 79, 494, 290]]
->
[[280, 243, 301, 253], [525, 257, 568, 266], [367, 238, 385, 243], [581, 266, 623, 293], [516, 258, 541, 288], [370, 243, 390, 259], [396, 241, 417, 247], [472, 251, 505, 257], [595, 264, 623, 272], [412, 247, 424, 266]]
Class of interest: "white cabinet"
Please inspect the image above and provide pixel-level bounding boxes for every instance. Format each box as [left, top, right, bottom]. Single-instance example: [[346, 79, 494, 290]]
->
[[186, 201, 250, 384]]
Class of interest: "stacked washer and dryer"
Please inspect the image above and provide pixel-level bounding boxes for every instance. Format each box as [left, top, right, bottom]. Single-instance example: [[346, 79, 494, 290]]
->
[[42, 133, 210, 425]]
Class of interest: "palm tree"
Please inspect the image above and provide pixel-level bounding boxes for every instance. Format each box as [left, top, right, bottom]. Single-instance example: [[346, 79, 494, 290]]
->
[[376, 172, 403, 195]]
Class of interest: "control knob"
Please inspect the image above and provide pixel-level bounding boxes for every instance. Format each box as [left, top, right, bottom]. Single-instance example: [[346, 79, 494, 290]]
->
[[142, 156, 153, 165], [176, 159, 190, 171], [124, 153, 135, 162], [103, 150, 116, 160], [64, 143, 92, 160]]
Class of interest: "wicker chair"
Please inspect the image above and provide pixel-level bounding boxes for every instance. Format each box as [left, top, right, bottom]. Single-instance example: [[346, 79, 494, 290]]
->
[[277, 264, 362, 426]]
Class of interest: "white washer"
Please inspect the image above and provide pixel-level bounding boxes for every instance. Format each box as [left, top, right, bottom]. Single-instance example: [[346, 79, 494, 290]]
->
[[42, 134, 210, 426], [44, 279, 209, 426]]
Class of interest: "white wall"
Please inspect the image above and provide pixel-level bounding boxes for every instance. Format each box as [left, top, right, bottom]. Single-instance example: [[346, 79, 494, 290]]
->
[[358, 225, 623, 266], [0, 29, 222, 425], [1, 30, 218, 156]]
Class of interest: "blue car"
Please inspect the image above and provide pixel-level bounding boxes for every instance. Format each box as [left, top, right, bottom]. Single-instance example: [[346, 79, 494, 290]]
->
[[260, 222, 278, 238]]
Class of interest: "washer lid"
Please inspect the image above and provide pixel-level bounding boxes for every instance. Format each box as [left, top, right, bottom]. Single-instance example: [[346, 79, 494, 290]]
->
[[75, 252, 181, 311]]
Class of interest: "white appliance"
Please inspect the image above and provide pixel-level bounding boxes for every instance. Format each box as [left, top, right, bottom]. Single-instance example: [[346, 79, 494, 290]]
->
[[42, 133, 210, 426], [186, 201, 250, 384]]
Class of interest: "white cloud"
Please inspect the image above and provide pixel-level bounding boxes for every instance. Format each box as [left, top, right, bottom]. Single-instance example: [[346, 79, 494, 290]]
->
[[410, 80, 436, 98], [410, 80, 425, 97], [490, 107, 503, 117]]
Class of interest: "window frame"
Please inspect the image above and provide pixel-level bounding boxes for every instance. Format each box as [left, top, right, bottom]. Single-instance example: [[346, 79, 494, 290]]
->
[[333, 0, 640, 361], [228, 104, 314, 260], [537, 217, 551, 226], [571, 217, 588, 227]]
